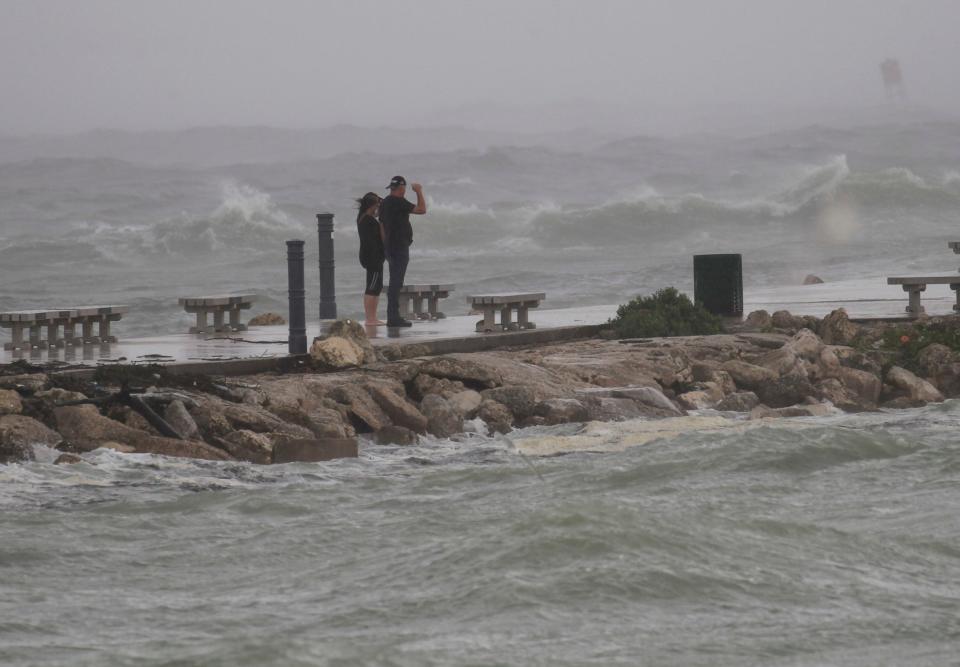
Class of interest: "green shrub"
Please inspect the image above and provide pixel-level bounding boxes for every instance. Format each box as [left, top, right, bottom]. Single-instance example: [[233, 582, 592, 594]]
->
[[878, 320, 960, 373], [608, 287, 724, 338]]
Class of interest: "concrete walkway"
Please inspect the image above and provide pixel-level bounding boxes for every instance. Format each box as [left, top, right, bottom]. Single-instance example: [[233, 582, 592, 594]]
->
[[2, 278, 954, 368]]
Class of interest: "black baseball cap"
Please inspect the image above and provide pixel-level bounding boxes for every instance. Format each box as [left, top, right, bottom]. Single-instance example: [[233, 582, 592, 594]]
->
[[386, 175, 406, 189]]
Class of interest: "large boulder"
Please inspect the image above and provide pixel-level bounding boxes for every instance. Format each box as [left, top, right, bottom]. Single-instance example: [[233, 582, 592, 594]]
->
[[784, 329, 824, 362], [374, 425, 419, 446], [816, 378, 875, 412], [819, 309, 860, 345], [215, 430, 273, 464], [366, 384, 428, 433], [309, 336, 366, 369], [418, 356, 503, 389], [575, 386, 683, 417], [532, 398, 589, 425], [0, 414, 62, 463], [322, 319, 377, 364], [164, 400, 200, 440], [720, 360, 778, 390], [837, 367, 882, 405], [743, 310, 772, 330], [420, 394, 463, 438], [716, 391, 760, 412], [447, 390, 483, 419], [583, 396, 648, 422], [915, 344, 960, 396], [477, 399, 513, 434], [481, 385, 538, 420], [750, 403, 834, 419], [53, 405, 232, 461], [411, 373, 466, 401], [803, 274, 825, 285], [886, 366, 944, 404], [0, 374, 49, 392], [771, 310, 806, 332], [328, 384, 391, 432], [756, 370, 817, 409], [248, 312, 286, 326], [0, 388, 23, 416]]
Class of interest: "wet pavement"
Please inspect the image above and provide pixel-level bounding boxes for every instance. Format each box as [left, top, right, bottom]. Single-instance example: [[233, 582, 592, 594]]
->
[[2, 280, 954, 367]]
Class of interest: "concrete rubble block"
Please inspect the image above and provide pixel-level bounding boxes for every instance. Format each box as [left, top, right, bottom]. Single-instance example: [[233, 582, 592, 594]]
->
[[364, 360, 422, 384], [583, 396, 647, 422], [272, 436, 358, 463], [418, 356, 503, 389], [219, 402, 314, 439], [533, 398, 589, 425], [677, 387, 721, 411], [34, 387, 88, 403], [374, 425, 419, 446], [319, 319, 377, 364], [756, 346, 803, 376], [365, 384, 428, 433], [720, 360, 778, 390], [420, 394, 463, 438], [885, 366, 944, 404], [477, 399, 513, 434], [716, 391, 760, 412], [0, 389, 23, 416], [329, 384, 392, 432], [164, 400, 200, 441], [447, 390, 483, 419]]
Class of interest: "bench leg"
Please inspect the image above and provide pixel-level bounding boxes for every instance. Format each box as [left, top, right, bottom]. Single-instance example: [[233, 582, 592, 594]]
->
[[476, 306, 498, 333], [29, 324, 47, 349], [412, 295, 426, 320], [4, 324, 25, 351], [228, 307, 246, 331], [98, 316, 116, 343], [903, 285, 925, 318], [399, 296, 410, 319], [213, 309, 225, 332], [47, 321, 61, 348], [63, 321, 77, 346], [952, 284, 960, 313], [82, 317, 99, 344], [190, 309, 209, 334], [501, 306, 517, 331]]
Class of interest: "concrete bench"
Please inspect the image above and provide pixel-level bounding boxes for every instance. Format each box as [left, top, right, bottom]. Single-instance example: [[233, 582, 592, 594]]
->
[[1, 305, 127, 351], [179, 294, 256, 334], [887, 276, 960, 317], [399, 284, 454, 320], [469, 293, 545, 332]]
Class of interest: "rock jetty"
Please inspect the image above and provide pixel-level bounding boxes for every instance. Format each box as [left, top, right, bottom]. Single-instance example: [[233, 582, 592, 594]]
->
[[2, 309, 959, 465]]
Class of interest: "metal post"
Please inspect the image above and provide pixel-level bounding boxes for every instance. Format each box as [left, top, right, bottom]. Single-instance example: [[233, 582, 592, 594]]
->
[[287, 239, 307, 355], [316, 213, 337, 320]]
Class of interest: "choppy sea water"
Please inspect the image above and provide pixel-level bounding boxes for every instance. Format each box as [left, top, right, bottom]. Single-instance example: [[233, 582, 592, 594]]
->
[[2, 403, 959, 666]]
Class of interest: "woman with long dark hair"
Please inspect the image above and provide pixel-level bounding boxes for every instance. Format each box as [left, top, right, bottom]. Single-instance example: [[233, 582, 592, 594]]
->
[[356, 191, 385, 325]]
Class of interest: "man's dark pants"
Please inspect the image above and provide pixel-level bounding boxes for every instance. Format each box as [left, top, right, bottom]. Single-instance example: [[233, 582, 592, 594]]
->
[[386, 246, 410, 322]]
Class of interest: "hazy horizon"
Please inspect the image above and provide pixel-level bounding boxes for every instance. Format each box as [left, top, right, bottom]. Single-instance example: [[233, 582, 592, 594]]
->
[[2, 0, 960, 137]]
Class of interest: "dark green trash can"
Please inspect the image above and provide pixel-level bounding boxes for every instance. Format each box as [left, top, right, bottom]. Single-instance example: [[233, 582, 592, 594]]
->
[[693, 254, 743, 317]]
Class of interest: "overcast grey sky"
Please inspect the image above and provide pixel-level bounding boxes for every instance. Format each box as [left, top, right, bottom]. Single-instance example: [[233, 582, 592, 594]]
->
[[1, 0, 958, 134]]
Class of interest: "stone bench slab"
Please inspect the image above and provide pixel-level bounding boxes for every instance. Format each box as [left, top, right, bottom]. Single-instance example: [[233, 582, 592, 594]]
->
[[178, 295, 257, 307], [469, 293, 546, 305], [1, 305, 127, 350]]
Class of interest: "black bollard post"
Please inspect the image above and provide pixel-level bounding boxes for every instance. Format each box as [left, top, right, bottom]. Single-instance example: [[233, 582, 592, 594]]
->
[[316, 213, 337, 320], [287, 239, 307, 355]]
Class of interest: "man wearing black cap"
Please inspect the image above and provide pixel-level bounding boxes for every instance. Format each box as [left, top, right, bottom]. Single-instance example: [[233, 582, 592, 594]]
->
[[380, 175, 427, 327]]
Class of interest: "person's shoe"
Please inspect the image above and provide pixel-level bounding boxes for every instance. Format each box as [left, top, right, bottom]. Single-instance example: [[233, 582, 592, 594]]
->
[[386, 318, 413, 328]]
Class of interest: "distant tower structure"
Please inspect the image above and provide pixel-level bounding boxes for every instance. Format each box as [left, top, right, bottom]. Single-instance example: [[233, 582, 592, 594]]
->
[[880, 58, 907, 103]]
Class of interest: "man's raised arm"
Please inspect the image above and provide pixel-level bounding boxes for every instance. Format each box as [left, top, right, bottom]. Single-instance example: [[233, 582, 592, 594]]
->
[[411, 183, 427, 214]]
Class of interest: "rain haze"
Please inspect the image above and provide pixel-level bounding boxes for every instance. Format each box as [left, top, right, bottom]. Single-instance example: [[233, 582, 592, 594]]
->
[[5, 4, 960, 667], [1, 0, 959, 134]]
